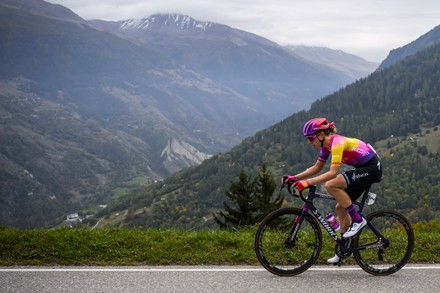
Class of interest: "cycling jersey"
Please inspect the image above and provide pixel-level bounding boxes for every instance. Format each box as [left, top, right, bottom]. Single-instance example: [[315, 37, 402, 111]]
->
[[318, 134, 376, 168]]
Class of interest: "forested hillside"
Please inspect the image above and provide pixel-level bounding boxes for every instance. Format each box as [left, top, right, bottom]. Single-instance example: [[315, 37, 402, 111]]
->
[[0, 0, 374, 228], [91, 43, 440, 229]]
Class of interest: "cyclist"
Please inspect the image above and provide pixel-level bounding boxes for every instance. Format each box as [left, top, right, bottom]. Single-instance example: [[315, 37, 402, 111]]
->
[[283, 118, 382, 264]]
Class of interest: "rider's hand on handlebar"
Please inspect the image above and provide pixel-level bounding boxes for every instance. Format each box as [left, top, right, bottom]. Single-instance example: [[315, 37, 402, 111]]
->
[[282, 175, 297, 185], [293, 180, 310, 191]]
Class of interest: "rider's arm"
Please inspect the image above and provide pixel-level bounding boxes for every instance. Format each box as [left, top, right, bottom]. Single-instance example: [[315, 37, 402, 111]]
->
[[295, 160, 325, 180], [306, 138, 344, 185], [306, 164, 339, 186]]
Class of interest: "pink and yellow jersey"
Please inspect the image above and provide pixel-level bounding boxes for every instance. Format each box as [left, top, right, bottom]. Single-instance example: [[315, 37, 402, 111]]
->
[[318, 134, 376, 168]]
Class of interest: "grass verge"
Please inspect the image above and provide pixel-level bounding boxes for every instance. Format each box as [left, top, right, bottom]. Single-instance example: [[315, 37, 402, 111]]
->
[[0, 220, 439, 266]]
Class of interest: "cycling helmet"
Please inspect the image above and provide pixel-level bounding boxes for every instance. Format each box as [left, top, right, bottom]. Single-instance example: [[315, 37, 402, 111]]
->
[[302, 118, 335, 136]]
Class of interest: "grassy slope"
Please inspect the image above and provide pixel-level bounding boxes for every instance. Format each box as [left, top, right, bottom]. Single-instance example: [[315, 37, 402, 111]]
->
[[0, 220, 439, 266]]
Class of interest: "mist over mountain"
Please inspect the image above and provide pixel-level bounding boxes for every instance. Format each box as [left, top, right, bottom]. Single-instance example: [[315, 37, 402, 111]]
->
[[90, 14, 365, 117], [285, 45, 378, 79]]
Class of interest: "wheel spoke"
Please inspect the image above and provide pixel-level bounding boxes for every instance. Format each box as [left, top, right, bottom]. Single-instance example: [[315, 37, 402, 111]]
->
[[255, 208, 322, 276], [353, 210, 414, 276]]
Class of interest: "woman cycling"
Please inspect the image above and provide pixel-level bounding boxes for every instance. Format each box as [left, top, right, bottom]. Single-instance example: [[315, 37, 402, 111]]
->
[[283, 118, 382, 264]]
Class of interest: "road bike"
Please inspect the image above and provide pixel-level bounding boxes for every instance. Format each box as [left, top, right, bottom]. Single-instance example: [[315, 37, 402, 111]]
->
[[254, 182, 414, 276]]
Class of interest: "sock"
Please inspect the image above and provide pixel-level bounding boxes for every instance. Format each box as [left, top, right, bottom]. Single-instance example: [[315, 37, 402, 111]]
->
[[345, 204, 362, 223]]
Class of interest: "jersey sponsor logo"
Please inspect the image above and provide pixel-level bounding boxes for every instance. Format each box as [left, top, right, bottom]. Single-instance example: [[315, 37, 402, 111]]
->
[[352, 147, 370, 157], [351, 172, 369, 181]]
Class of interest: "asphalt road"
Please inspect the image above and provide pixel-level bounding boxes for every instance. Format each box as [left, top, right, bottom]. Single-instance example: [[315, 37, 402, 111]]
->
[[1, 265, 439, 293]]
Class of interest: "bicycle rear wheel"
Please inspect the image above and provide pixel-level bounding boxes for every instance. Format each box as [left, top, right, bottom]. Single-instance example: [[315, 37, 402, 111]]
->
[[254, 207, 322, 276], [353, 209, 414, 276]]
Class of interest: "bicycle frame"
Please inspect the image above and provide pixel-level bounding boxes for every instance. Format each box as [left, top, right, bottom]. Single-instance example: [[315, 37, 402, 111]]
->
[[285, 185, 384, 254], [256, 182, 414, 276]]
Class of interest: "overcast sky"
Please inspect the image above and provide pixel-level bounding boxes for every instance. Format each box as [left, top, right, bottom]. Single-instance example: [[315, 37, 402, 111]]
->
[[46, 0, 440, 62]]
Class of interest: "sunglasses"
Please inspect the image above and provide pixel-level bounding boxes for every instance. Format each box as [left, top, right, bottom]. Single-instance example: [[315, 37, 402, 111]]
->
[[307, 133, 320, 142]]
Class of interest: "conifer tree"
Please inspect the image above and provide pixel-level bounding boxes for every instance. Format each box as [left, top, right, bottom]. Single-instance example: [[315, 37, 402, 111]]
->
[[213, 169, 255, 229], [254, 164, 284, 222], [213, 165, 284, 229]]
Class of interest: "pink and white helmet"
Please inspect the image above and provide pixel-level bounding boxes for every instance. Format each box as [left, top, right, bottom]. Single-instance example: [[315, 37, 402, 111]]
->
[[302, 118, 335, 136]]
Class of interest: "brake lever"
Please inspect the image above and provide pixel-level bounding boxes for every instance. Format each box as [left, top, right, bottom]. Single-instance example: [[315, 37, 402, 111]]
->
[[281, 176, 299, 197], [298, 185, 316, 202], [280, 182, 285, 192], [280, 176, 288, 191], [288, 184, 299, 197]]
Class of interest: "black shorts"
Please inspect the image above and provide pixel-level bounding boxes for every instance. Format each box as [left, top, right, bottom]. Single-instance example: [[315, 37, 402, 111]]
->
[[342, 155, 382, 200]]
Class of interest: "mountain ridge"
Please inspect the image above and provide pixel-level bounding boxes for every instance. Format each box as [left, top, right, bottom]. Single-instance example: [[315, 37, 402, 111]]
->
[[90, 13, 361, 116], [285, 45, 378, 79], [119, 14, 216, 32], [93, 42, 440, 229], [1, 0, 85, 23], [0, 0, 386, 228], [377, 24, 440, 70]]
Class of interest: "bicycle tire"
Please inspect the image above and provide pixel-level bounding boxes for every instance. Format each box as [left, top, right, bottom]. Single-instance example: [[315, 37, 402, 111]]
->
[[254, 207, 322, 276], [353, 209, 414, 276]]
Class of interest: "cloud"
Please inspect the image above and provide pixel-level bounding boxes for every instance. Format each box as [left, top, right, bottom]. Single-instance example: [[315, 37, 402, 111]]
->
[[46, 0, 440, 62]]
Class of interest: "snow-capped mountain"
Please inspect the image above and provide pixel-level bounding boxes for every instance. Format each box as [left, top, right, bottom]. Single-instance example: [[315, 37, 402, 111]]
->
[[91, 14, 369, 120], [1, 0, 377, 228], [119, 14, 215, 32]]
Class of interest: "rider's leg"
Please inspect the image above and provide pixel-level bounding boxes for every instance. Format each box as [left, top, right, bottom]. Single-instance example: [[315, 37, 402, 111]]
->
[[325, 176, 351, 232], [325, 175, 365, 237], [324, 174, 351, 208], [335, 203, 350, 234], [326, 176, 355, 264], [328, 203, 351, 264]]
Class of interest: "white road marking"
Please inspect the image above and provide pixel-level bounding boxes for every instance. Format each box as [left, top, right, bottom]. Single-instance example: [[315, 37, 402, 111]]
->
[[0, 265, 439, 272]]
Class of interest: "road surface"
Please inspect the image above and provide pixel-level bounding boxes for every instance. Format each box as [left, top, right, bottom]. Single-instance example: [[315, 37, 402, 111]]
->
[[1, 265, 439, 292]]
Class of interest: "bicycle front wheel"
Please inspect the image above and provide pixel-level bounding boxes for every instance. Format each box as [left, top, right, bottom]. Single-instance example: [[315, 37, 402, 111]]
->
[[353, 209, 414, 276], [254, 207, 322, 276]]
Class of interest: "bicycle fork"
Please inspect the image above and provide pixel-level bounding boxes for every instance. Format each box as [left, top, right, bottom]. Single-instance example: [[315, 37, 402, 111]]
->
[[284, 216, 301, 249], [284, 205, 310, 249]]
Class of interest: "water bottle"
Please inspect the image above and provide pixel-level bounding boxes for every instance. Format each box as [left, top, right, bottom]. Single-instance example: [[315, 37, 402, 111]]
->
[[367, 192, 377, 205], [326, 213, 340, 231]]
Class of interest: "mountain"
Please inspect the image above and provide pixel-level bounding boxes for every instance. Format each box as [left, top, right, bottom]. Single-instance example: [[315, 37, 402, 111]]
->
[[93, 42, 440, 229], [377, 24, 440, 70], [0, 0, 83, 22], [90, 14, 363, 117], [285, 45, 378, 79], [0, 0, 374, 228]]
